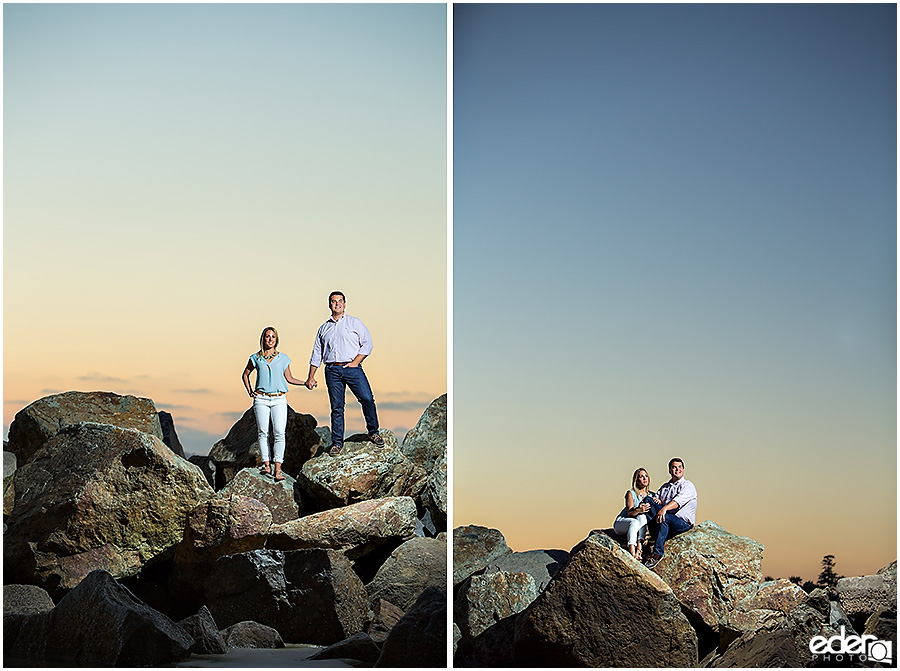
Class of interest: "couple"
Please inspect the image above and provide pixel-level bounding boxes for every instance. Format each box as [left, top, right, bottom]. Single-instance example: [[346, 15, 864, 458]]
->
[[613, 458, 697, 570], [241, 291, 383, 482]]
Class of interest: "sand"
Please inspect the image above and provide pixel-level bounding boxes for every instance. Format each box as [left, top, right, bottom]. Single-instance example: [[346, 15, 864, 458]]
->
[[172, 644, 357, 668]]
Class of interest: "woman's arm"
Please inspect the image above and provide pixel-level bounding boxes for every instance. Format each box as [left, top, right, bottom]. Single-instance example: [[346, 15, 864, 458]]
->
[[283, 364, 307, 387], [242, 359, 257, 397], [626, 490, 650, 517]]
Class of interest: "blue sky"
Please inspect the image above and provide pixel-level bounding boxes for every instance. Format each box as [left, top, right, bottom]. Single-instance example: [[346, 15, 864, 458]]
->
[[453, 3, 896, 581]]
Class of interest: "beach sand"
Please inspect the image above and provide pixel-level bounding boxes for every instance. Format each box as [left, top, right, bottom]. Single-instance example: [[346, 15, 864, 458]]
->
[[172, 644, 357, 668]]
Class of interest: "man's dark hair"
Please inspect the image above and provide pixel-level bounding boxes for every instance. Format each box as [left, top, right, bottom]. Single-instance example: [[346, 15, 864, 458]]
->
[[669, 458, 684, 469], [329, 291, 346, 302]]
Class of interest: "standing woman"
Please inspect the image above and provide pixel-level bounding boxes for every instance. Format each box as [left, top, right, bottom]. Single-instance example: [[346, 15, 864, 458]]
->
[[242, 326, 307, 481], [613, 468, 654, 560]]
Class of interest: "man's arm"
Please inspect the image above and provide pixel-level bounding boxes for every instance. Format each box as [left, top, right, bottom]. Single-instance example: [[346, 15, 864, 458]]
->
[[305, 364, 319, 389]]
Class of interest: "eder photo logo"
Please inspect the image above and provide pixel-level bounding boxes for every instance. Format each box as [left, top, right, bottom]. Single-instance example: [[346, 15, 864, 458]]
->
[[809, 626, 893, 665]]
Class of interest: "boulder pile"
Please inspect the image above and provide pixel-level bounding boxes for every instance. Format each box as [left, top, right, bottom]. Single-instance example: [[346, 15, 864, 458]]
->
[[453, 523, 897, 667], [4, 390, 448, 667]]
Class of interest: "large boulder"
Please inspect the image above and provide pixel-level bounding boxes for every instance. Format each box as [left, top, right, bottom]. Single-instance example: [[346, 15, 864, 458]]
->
[[3, 570, 192, 667], [267, 496, 417, 560], [422, 452, 447, 531], [170, 494, 273, 607], [209, 405, 321, 488], [178, 605, 227, 655], [298, 430, 426, 511], [308, 632, 381, 665], [4, 423, 214, 596], [453, 525, 512, 585], [653, 520, 764, 634], [512, 532, 698, 667], [365, 536, 447, 610], [455, 570, 539, 666], [221, 621, 285, 649], [219, 467, 300, 523], [364, 598, 405, 645], [6, 392, 164, 466], [157, 410, 186, 458], [375, 586, 447, 668], [837, 560, 897, 629], [204, 548, 368, 645], [4, 450, 16, 516], [400, 394, 446, 473]]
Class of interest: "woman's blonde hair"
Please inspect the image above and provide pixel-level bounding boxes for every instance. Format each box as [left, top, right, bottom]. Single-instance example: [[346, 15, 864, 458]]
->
[[632, 468, 650, 492], [258, 326, 279, 355]]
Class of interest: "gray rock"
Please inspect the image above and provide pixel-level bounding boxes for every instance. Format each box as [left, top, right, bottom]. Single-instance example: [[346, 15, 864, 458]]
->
[[3, 570, 192, 666], [422, 452, 447, 531], [364, 599, 404, 645], [3, 584, 55, 615], [399, 394, 446, 474], [179, 605, 228, 655], [483, 548, 569, 592], [6, 391, 164, 466], [158, 410, 186, 457], [308, 632, 381, 665], [513, 532, 698, 667], [221, 621, 285, 649], [837, 572, 896, 621], [3, 451, 16, 516], [455, 570, 538, 666], [4, 423, 214, 596], [366, 536, 447, 611], [204, 548, 368, 645], [220, 466, 300, 523], [375, 586, 446, 668], [267, 496, 416, 560], [452, 525, 512, 585]]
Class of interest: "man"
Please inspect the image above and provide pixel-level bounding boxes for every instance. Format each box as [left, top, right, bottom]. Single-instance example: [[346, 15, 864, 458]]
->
[[643, 458, 697, 570], [306, 291, 384, 455]]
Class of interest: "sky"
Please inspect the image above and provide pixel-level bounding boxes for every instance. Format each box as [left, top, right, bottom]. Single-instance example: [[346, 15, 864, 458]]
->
[[453, 3, 896, 582], [4, 3, 447, 456]]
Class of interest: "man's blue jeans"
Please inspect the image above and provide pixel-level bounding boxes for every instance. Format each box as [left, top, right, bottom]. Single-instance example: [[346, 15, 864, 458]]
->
[[643, 496, 693, 557], [324, 364, 379, 447]]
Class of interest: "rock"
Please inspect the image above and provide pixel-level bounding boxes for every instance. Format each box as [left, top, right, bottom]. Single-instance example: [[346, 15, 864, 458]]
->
[[654, 520, 764, 634], [455, 570, 538, 666], [453, 622, 461, 656], [710, 628, 802, 667], [366, 536, 447, 611], [422, 452, 447, 531], [3, 570, 192, 666], [179, 605, 228, 655], [267, 496, 417, 560], [204, 548, 368, 645], [157, 410, 186, 457], [209, 406, 320, 489], [364, 599, 405, 645], [188, 454, 216, 488], [307, 632, 381, 665], [837, 572, 896, 624], [171, 494, 272, 607], [512, 532, 698, 667], [3, 584, 55, 615], [483, 548, 569, 592], [4, 451, 16, 516], [6, 391, 164, 466], [375, 586, 447, 668], [221, 621, 285, 649], [863, 608, 897, 648], [452, 525, 512, 585], [4, 423, 214, 596], [400, 394, 446, 473], [220, 467, 300, 523], [298, 430, 427, 511]]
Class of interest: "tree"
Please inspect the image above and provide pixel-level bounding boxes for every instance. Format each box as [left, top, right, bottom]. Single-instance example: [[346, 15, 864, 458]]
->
[[817, 554, 843, 599]]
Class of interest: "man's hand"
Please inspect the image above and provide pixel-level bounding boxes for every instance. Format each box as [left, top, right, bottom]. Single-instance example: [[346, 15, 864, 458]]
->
[[342, 361, 359, 368], [656, 510, 666, 524], [305, 377, 317, 390]]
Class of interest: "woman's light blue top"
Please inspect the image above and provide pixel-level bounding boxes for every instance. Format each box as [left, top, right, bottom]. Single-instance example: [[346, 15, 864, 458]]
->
[[251, 352, 291, 393]]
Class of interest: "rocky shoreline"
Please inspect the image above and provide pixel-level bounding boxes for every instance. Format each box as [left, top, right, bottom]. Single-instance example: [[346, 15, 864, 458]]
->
[[453, 523, 897, 667], [4, 390, 447, 667]]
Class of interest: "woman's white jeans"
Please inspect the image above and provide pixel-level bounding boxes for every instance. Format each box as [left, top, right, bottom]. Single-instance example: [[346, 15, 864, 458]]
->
[[253, 394, 287, 463], [614, 514, 648, 546]]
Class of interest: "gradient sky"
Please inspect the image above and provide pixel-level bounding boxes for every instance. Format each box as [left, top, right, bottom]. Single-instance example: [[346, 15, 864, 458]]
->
[[453, 3, 896, 582], [4, 3, 447, 456]]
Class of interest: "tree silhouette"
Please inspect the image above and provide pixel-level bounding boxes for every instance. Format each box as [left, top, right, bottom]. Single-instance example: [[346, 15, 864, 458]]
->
[[817, 554, 843, 599]]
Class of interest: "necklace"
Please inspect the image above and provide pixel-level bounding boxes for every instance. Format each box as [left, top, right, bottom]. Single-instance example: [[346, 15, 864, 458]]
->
[[262, 350, 278, 361]]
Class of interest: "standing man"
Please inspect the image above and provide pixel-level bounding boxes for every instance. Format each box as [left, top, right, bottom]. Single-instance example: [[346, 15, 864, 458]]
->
[[306, 291, 384, 455], [643, 458, 697, 570]]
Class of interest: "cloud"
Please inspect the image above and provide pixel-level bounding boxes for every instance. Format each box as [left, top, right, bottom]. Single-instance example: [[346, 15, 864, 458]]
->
[[172, 389, 213, 395], [77, 373, 128, 384], [375, 400, 433, 412]]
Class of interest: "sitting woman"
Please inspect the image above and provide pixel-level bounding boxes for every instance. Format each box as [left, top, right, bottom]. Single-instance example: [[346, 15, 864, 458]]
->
[[613, 468, 653, 560]]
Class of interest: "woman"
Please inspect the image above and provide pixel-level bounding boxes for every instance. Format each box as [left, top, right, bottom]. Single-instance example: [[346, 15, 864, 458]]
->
[[613, 468, 653, 560], [242, 326, 307, 482]]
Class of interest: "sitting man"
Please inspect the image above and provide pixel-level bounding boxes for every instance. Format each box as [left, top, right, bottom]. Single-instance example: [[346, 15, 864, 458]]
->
[[643, 458, 697, 570]]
